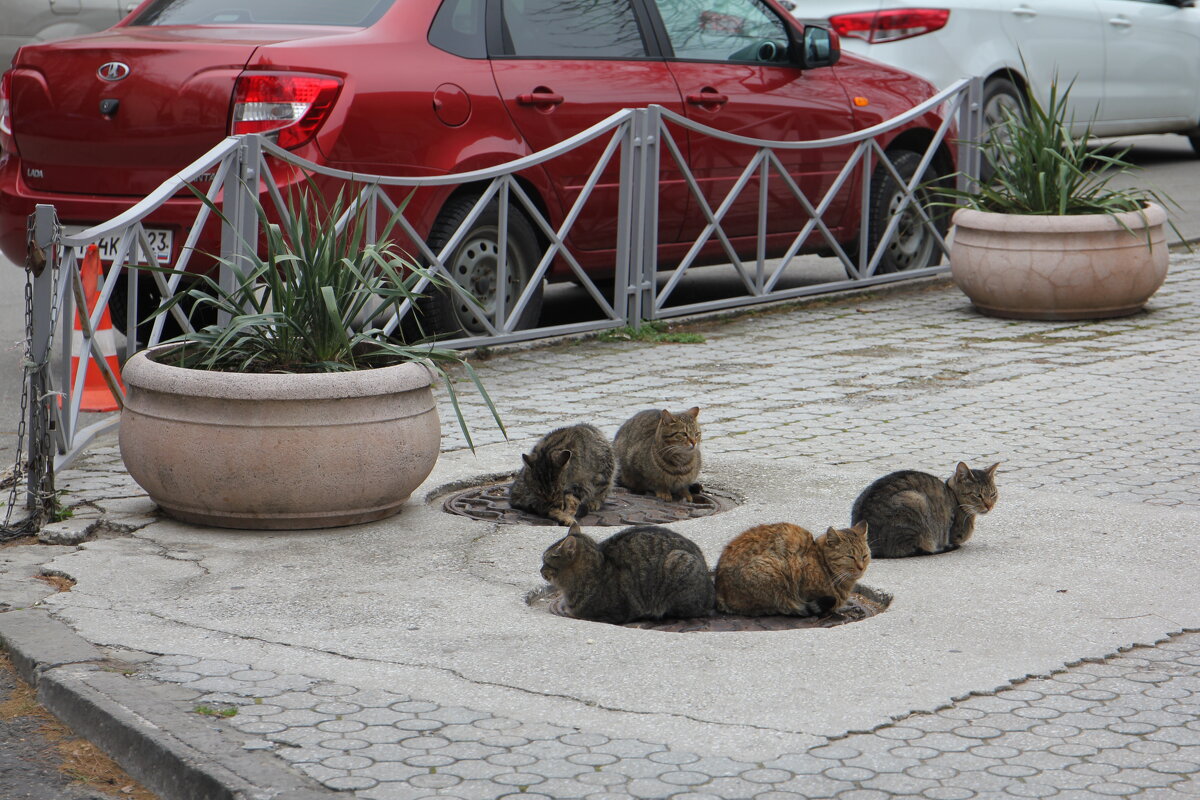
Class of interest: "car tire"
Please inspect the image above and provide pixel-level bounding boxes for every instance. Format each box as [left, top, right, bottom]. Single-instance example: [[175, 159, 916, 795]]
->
[[982, 77, 1024, 132], [865, 149, 949, 275], [108, 270, 212, 349], [418, 195, 544, 338], [980, 77, 1025, 181]]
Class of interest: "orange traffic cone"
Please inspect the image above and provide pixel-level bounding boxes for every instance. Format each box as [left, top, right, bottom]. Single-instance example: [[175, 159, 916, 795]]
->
[[71, 243, 124, 412]]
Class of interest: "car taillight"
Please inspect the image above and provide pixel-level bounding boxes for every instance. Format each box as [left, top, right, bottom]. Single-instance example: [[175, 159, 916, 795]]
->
[[828, 8, 950, 43], [0, 71, 12, 154], [231, 72, 342, 150]]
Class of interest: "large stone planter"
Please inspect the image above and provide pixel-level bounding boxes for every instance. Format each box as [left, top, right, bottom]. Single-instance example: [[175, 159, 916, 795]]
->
[[949, 203, 1169, 320], [119, 350, 441, 530]]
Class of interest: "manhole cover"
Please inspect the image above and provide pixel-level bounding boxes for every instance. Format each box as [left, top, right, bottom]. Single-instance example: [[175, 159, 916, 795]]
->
[[442, 480, 739, 526], [526, 584, 890, 632]]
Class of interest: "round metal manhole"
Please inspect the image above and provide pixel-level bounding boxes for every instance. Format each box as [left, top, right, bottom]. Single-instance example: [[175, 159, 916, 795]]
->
[[441, 479, 740, 526], [526, 583, 891, 632]]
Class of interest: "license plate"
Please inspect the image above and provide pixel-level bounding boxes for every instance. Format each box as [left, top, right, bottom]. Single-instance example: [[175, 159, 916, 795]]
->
[[63, 226, 173, 265]]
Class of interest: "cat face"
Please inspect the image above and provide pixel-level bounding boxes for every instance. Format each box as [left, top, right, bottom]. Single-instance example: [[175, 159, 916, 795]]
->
[[521, 448, 573, 506], [658, 407, 701, 452], [950, 461, 1000, 514], [823, 520, 870, 585], [540, 525, 592, 581]]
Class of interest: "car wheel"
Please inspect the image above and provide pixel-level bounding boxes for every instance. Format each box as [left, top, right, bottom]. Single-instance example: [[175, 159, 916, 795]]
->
[[866, 149, 949, 275], [982, 77, 1024, 133], [108, 270, 212, 348], [980, 77, 1025, 181], [421, 196, 545, 338]]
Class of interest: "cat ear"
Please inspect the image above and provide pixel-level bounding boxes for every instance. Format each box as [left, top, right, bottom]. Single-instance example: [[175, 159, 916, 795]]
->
[[954, 461, 972, 481], [522, 453, 534, 467], [552, 449, 572, 468], [850, 520, 868, 538], [659, 409, 673, 422], [986, 462, 1001, 477], [568, 522, 583, 537], [687, 406, 700, 419]]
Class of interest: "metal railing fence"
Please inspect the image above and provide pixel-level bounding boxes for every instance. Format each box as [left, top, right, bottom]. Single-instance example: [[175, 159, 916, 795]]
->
[[10, 76, 981, 518]]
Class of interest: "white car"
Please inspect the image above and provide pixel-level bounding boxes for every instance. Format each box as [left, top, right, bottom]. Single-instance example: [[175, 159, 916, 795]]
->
[[0, 0, 132, 69], [795, 0, 1200, 152]]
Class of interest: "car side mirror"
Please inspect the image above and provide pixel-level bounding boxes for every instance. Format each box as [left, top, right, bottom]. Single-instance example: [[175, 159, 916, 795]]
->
[[796, 25, 840, 69]]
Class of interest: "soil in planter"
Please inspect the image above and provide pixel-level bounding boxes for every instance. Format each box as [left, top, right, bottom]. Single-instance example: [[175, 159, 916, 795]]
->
[[442, 479, 740, 526], [526, 584, 891, 632]]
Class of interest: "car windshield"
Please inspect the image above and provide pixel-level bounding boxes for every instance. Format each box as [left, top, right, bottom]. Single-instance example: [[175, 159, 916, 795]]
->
[[130, 0, 394, 26]]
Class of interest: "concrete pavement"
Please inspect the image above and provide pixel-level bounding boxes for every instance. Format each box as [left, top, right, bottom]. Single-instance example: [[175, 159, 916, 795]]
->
[[2, 253, 1199, 800]]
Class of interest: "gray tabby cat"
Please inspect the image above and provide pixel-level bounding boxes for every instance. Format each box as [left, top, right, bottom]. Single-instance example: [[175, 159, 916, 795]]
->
[[613, 407, 701, 502], [851, 461, 1000, 558], [509, 424, 615, 526], [540, 523, 715, 624]]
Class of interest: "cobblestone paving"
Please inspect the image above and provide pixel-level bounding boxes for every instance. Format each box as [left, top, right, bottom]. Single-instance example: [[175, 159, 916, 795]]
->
[[441, 255, 1200, 509], [142, 632, 1200, 800]]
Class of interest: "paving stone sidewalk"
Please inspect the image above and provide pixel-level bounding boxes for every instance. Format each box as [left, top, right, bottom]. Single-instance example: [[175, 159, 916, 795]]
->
[[124, 632, 1200, 800], [4, 254, 1199, 800]]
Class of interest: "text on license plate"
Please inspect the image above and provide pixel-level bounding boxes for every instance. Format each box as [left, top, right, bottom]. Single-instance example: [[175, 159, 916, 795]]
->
[[64, 227, 173, 265]]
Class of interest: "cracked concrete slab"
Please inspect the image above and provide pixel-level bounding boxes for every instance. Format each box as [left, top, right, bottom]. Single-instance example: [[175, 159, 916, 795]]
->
[[32, 448, 1200, 761]]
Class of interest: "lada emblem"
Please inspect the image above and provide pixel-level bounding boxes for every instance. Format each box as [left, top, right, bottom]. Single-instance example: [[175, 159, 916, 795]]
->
[[97, 62, 131, 82]]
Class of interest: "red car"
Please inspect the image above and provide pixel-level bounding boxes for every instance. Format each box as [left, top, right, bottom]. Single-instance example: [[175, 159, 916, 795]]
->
[[0, 0, 952, 335]]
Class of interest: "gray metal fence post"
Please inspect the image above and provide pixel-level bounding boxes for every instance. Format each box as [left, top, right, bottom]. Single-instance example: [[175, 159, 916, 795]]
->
[[219, 135, 262, 324], [958, 76, 985, 193], [637, 106, 661, 322], [614, 114, 637, 325], [26, 204, 59, 509]]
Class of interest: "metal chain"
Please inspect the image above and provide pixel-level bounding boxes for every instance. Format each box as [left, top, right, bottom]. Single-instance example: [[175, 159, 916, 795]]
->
[[1, 212, 63, 540]]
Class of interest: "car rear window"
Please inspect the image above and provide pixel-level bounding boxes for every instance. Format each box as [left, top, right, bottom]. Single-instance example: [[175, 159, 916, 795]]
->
[[130, 0, 394, 26]]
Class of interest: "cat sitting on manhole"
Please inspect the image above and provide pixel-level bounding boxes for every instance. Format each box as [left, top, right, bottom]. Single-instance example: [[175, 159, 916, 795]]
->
[[508, 424, 614, 527], [540, 523, 714, 624], [613, 407, 702, 502], [714, 521, 870, 617], [852, 461, 1000, 558]]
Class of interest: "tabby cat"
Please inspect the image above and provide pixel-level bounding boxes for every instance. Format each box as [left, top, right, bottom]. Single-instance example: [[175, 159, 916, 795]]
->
[[613, 407, 702, 502], [851, 461, 1000, 559], [509, 424, 615, 526], [714, 521, 870, 617], [540, 523, 715, 624]]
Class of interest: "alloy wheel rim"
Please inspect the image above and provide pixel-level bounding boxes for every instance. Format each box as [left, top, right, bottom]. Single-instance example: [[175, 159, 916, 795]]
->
[[450, 225, 527, 334]]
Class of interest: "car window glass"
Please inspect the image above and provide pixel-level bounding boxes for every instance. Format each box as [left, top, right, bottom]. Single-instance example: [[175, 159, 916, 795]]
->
[[656, 0, 788, 62], [131, 0, 394, 26], [430, 0, 487, 57], [500, 0, 649, 58]]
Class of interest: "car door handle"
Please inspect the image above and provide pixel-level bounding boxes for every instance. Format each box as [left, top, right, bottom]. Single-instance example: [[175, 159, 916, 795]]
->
[[516, 91, 564, 106], [687, 91, 729, 106], [1108, 16, 1132, 29], [1010, 6, 1036, 18]]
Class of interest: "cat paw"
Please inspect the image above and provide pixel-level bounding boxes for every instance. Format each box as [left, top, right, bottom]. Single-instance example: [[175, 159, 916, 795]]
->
[[654, 491, 674, 502]]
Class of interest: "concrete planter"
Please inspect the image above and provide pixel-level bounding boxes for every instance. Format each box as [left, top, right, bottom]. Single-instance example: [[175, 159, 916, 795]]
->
[[119, 350, 441, 530], [949, 203, 1169, 320]]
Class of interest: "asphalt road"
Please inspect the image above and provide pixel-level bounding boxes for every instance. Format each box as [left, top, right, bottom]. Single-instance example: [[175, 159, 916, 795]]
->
[[0, 131, 1197, 481]]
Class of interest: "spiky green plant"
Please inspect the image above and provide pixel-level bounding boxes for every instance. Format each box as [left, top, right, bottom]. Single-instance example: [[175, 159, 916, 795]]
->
[[145, 184, 503, 449], [941, 77, 1178, 222]]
